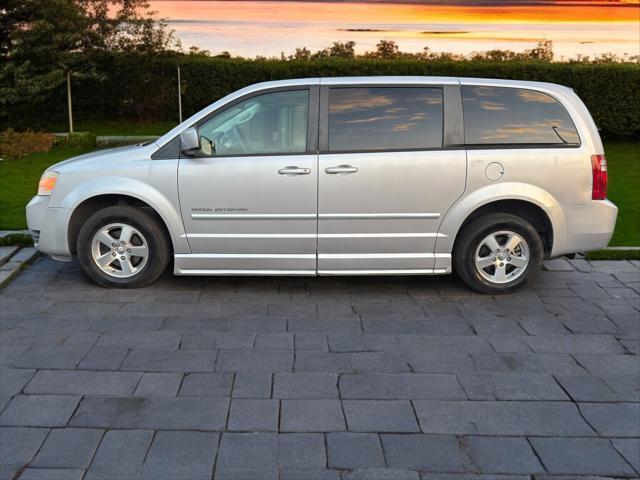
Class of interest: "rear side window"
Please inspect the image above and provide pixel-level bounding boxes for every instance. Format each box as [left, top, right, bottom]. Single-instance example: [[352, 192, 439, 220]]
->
[[461, 86, 580, 146], [328, 87, 443, 152]]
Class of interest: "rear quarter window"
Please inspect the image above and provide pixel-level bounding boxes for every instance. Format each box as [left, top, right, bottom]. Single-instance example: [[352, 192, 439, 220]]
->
[[461, 86, 580, 146]]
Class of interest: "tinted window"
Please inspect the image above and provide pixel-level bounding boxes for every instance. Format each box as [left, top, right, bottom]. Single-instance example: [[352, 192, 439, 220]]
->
[[328, 87, 443, 151], [198, 90, 308, 156], [462, 86, 580, 146]]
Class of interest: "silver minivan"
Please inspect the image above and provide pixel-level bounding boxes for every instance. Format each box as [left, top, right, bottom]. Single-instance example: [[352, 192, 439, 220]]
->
[[27, 77, 618, 293]]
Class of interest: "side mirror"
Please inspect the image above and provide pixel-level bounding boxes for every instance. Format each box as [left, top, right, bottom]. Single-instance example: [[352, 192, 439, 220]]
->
[[180, 127, 200, 155]]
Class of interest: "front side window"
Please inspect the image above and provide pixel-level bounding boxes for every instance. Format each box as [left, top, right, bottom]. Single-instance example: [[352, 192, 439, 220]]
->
[[462, 86, 580, 146], [328, 87, 443, 152], [197, 89, 309, 156]]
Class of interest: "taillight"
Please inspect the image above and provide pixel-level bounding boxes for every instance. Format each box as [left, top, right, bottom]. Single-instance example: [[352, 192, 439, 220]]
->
[[591, 154, 607, 200]]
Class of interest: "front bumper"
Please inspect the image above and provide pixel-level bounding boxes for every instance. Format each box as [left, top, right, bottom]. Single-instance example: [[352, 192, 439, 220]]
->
[[553, 199, 618, 257], [26, 195, 72, 259]]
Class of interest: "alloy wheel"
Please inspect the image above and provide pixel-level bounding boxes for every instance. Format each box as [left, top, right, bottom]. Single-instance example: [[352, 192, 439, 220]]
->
[[474, 230, 530, 284], [90, 223, 149, 278]]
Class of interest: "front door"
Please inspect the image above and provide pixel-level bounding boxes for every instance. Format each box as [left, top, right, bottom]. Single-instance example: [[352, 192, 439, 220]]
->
[[317, 84, 466, 274], [177, 87, 319, 274]]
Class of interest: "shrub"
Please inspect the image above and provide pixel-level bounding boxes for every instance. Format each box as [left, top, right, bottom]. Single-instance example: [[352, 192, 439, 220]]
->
[[65, 132, 96, 149], [0, 129, 55, 159]]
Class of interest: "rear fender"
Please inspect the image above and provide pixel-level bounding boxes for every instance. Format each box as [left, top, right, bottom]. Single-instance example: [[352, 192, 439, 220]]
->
[[436, 182, 566, 256]]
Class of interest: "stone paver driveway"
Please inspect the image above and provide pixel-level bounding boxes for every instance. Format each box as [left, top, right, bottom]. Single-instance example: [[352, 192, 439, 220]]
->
[[1, 257, 639, 480]]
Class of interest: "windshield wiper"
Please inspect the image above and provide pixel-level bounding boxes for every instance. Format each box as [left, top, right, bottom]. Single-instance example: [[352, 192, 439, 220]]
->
[[552, 126, 569, 144]]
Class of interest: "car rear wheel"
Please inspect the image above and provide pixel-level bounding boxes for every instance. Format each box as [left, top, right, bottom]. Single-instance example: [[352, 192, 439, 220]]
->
[[77, 205, 170, 288], [453, 213, 544, 294]]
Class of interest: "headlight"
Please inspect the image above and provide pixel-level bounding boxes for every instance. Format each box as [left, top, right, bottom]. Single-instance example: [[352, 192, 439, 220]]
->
[[37, 171, 58, 196]]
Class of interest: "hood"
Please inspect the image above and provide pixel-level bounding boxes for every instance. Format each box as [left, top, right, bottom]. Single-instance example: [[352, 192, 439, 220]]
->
[[47, 142, 156, 173]]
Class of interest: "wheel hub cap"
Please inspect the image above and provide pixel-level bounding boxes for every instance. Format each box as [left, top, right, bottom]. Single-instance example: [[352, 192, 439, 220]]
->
[[91, 223, 149, 278], [474, 230, 530, 285]]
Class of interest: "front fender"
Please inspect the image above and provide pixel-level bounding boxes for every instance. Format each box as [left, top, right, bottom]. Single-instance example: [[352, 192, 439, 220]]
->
[[56, 176, 190, 254], [435, 182, 567, 256]]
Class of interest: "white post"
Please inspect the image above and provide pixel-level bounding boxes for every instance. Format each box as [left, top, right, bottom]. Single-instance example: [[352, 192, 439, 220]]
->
[[177, 66, 183, 123], [66, 71, 74, 133]]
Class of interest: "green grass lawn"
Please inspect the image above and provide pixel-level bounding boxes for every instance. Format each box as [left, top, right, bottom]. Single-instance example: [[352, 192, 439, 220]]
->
[[602, 139, 640, 246], [0, 120, 174, 229], [1, 137, 638, 248], [0, 145, 94, 229]]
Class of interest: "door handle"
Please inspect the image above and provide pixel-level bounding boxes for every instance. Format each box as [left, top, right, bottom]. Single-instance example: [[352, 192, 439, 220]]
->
[[278, 166, 311, 176], [325, 165, 358, 175]]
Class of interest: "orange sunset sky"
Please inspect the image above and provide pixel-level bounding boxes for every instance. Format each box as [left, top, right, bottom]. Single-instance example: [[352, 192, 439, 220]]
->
[[152, 1, 640, 20], [146, 0, 640, 58]]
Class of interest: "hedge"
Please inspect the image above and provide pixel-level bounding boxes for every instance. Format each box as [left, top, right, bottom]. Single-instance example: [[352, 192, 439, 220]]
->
[[7, 54, 640, 137]]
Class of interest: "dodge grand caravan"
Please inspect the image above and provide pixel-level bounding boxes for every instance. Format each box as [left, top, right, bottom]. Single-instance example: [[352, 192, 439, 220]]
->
[[27, 77, 618, 293]]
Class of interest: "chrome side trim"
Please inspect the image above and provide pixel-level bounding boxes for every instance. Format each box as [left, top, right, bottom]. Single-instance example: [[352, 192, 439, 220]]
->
[[182, 233, 446, 239], [176, 269, 316, 276], [319, 269, 448, 275], [191, 213, 316, 220], [319, 253, 451, 259], [175, 253, 315, 259], [191, 212, 440, 220], [175, 253, 451, 260], [320, 233, 445, 239], [320, 213, 440, 219], [184, 233, 316, 239]]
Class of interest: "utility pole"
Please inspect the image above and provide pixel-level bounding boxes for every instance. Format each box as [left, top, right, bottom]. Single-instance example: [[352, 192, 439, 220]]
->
[[66, 71, 74, 133], [177, 66, 183, 123]]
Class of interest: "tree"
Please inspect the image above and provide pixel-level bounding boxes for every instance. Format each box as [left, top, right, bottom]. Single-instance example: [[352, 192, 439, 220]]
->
[[188, 46, 211, 57], [523, 40, 554, 62], [373, 40, 400, 59], [290, 47, 311, 61], [469, 48, 517, 62], [329, 41, 356, 58], [0, 0, 176, 129]]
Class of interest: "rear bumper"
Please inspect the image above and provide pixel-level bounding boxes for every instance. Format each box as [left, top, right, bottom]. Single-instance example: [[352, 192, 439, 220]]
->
[[553, 199, 618, 257], [26, 196, 72, 259]]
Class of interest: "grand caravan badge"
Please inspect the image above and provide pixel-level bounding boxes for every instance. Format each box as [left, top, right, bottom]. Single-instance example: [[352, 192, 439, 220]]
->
[[190, 207, 248, 213]]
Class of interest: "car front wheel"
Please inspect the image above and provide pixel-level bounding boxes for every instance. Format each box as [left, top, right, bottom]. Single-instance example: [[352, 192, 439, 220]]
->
[[453, 213, 544, 294], [77, 205, 170, 288]]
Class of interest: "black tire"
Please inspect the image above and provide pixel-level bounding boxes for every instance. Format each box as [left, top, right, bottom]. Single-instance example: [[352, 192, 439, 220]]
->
[[77, 205, 170, 288], [453, 213, 544, 295]]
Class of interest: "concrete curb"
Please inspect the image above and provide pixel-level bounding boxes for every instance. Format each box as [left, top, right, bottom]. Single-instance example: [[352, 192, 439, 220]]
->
[[543, 257, 640, 273], [0, 230, 31, 238], [0, 246, 20, 266], [0, 247, 39, 288]]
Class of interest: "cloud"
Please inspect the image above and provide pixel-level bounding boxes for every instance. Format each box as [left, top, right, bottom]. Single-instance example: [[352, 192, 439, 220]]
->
[[480, 101, 507, 111], [517, 89, 558, 103], [392, 122, 419, 132], [329, 93, 394, 113], [470, 86, 499, 98], [345, 114, 400, 124]]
